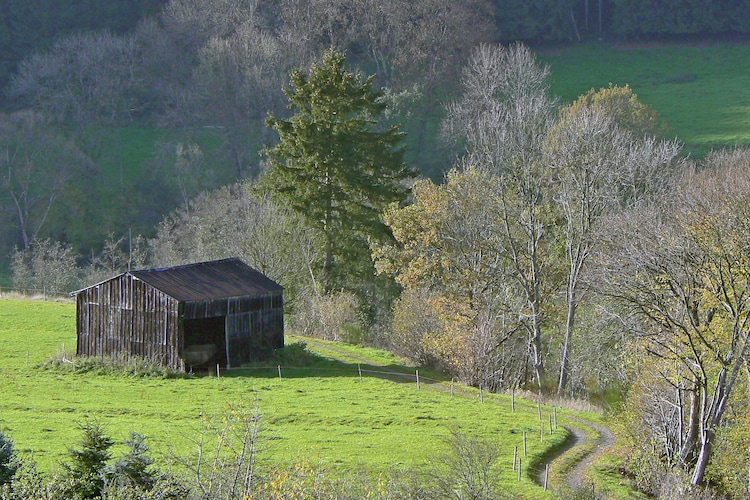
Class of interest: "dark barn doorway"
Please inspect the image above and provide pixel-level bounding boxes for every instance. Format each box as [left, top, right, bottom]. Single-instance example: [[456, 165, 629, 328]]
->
[[183, 316, 227, 370]]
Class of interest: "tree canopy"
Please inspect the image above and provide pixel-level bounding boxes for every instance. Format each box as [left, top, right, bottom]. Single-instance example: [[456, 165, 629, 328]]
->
[[263, 48, 413, 294]]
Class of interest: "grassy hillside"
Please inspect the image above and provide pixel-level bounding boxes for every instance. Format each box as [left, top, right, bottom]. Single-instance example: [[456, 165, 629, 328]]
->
[[0, 296, 606, 497], [542, 41, 750, 157]]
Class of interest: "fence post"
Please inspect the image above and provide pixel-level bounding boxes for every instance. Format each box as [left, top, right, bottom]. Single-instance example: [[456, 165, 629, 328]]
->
[[518, 458, 522, 481], [538, 398, 542, 421], [513, 446, 517, 471], [523, 431, 527, 456], [358, 363, 362, 382], [554, 406, 558, 429], [544, 464, 549, 490], [278, 365, 282, 381], [451, 378, 454, 398], [416, 369, 420, 390], [512, 388, 515, 412]]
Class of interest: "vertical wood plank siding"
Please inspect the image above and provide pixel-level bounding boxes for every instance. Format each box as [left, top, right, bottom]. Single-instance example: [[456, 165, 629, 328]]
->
[[76, 275, 182, 369]]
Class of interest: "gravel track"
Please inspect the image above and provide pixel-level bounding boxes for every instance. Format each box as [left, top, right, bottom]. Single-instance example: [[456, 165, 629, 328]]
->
[[534, 416, 616, 492]]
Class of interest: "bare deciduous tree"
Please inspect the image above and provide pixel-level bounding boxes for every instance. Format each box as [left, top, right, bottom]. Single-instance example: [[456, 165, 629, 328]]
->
[[444, 43, 559, 390], [8, 31, 140, 125], [150, 180, 322, 311], [600, 148, 750, 486], [545, 90, 683, 394]]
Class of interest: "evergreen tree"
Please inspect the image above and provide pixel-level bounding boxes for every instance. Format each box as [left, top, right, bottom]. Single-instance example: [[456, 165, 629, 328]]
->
[[113, 431, 156, 490], [264, 48, 413, 294], [62, 420, 114, 499], [0, 430, 19, 485]]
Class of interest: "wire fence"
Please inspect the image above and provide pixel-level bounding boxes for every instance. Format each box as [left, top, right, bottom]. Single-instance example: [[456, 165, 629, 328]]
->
[[0, 286, 69, 300], [219, 361, 565, 488]]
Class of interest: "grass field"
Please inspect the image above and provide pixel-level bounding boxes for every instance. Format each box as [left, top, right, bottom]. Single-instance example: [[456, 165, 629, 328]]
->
[[0, 296, 609, 497], [542, 41, 750, 157]]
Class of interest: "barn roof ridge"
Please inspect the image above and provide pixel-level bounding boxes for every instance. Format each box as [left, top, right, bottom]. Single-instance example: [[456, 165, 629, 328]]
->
[[133, 257, 242, 274], [72, 257, 283, 302]]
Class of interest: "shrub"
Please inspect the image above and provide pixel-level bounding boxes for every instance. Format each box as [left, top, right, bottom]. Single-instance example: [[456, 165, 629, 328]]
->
[[39, 349, 188, 378], [61, 420, 115, 499], [10, 239, 81, 297], [0, 431, 19, 485], [388, 287, 442, 367], [424, 430, 507, 500], [291, 289, 365, 342]]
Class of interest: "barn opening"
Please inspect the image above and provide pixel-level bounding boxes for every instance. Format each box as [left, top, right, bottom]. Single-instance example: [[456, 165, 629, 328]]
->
[[183, 316, 227, 369]]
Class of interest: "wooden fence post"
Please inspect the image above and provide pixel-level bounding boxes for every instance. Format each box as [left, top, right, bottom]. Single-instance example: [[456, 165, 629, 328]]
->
[[554, 406, 558, 429], [416, 369, 420, 390], [518, 458, 522, 481], [538, 398, 542, 421]]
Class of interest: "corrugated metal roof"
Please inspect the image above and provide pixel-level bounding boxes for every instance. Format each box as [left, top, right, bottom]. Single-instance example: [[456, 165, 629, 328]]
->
[[130, 258, 283, 302]]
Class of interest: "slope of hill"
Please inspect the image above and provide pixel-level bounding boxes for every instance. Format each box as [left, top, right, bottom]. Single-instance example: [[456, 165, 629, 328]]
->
[[0, 296, 627, 497]]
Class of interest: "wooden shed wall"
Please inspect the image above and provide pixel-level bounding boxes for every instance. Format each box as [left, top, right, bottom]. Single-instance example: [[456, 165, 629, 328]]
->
[[76, 275, 182, 369]]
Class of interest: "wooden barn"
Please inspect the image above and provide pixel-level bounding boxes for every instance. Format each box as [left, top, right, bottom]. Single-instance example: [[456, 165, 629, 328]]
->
[[73, 258, 284, 370]]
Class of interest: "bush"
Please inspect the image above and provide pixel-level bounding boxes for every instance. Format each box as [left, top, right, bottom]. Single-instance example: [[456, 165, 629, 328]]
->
[[39, 349, 188, 378], [291, 289, 365, 343], [10, 239, 81, 297], [388, 287, 442, 367], [423, 430, 508, 500], [0, 431, 19, 485]]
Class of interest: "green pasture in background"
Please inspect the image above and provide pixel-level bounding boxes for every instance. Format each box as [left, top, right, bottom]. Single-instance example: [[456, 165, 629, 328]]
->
[[543, 42, 750, 158]]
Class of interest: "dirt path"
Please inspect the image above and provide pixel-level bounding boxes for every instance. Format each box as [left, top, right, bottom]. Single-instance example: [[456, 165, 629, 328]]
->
[[534, 416, 616, 492], [565, 418, 616, 490]]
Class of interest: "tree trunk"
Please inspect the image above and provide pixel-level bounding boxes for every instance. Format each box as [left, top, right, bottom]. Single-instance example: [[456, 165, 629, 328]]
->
[[557, 283, 576, 394], [679, 387, 700, 467], [530, 254, 545, 390], [691, 428, 714, 486], [323, 171, 334, 293]]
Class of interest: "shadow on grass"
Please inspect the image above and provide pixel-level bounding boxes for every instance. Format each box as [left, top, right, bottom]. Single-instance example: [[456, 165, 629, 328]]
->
[[219, 341, 450, 386]]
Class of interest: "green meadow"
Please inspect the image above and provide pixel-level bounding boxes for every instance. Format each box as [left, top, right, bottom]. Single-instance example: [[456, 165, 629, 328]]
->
[[0, 296, 606, 497], [542, 41, 750, 157]]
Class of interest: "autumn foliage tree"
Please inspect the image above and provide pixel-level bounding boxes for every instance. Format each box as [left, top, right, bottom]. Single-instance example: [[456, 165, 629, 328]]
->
[[600, 148, 750, 487]]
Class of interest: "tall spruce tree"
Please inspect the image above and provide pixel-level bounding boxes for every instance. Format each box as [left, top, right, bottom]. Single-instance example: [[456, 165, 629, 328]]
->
[[264, 48, 413, 294]]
